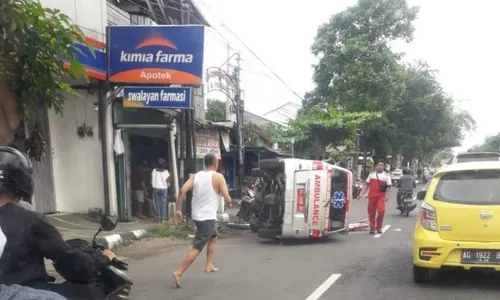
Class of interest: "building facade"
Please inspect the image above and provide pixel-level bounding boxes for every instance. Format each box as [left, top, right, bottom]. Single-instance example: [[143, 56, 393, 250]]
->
[[30, 0, 208, 216]]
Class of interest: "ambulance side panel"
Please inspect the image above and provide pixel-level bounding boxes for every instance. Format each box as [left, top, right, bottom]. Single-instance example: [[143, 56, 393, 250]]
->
[[305, 170, 329, 231]]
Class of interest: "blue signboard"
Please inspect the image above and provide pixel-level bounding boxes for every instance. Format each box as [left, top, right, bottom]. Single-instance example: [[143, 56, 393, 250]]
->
[[74, 42, 106, 80], [64, 37, 106, 80], [107, 25, 205, 85], [122, 86, 192, 109]]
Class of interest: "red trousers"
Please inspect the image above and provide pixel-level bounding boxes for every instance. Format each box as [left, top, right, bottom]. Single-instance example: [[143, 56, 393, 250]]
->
[[368, 196, 386, 230]]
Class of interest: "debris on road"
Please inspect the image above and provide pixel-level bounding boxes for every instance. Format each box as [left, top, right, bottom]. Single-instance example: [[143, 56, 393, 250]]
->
[[216, 222, 234, 238]]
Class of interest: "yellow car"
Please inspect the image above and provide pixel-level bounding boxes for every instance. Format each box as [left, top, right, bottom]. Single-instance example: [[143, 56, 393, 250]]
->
[[413, 161, 500, 283]]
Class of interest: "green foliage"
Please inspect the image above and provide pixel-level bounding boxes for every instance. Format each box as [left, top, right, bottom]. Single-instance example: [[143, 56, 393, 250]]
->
[[149, 225, 190, 239], [309, 0, 418, 110], [283, 0, 475, 162], [0, 0, 90, 120], [243, 123, 260, 147], [205, 98, 226, 122], [387, 61, 476, 162], [471, 134, 500, 153]]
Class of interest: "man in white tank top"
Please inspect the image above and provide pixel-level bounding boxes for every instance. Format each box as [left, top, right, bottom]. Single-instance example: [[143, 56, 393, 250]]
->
[[172, 154, 232, 288]]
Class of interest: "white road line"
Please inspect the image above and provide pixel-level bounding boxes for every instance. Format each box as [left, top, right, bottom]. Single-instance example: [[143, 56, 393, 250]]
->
[[305, 273, 341, 300], [373, 224, 391, 238]]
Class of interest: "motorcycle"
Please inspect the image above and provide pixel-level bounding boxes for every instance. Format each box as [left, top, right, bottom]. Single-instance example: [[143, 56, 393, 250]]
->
[[53, 215, 133, 300], [397, 192, 417, 217], [236, 187, 256, 221], [353, 180, 363, 198]]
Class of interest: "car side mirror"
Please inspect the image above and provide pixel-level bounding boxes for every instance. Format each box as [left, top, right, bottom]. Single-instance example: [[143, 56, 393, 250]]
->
[[416, 191, 426, 200], [100, 215, 118, 231]]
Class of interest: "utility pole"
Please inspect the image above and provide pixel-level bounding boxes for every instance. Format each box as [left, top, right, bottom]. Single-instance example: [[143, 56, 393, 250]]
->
[[234, 53, 245, 198], [181, 0, 194, 220]]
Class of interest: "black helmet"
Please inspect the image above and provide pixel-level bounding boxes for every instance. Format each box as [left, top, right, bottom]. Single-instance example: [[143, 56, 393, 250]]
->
[[0, 146, 33, 199], [402, 168, 410, 175]]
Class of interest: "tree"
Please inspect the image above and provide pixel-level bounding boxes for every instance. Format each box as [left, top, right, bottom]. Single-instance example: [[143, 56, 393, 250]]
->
[[309, 0, 418, 111], [276, 0, 419, 159], [264, 106, 382, 159], [472, 134, 500, 152], [387, 61, 475, 163], [0, 0, 89, 145], [205, 98, 226, 122]]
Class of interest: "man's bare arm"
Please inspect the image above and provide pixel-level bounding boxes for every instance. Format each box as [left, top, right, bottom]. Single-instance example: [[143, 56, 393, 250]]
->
[[359, 184, 369, 198], [217, 173, 232, 205], [176, 177, 194, 213]]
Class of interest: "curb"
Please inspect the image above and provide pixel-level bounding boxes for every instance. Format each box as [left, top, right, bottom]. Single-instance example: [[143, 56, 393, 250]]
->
[[98, 229, 149, 250]]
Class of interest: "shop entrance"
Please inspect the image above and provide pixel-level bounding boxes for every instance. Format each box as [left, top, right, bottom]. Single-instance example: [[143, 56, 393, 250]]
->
[[129, 131, 173, 220]]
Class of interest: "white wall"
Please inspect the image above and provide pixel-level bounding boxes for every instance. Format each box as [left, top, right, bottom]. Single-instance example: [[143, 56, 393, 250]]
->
[[39, 0, 107, 43], [48, 93, 105, 213]]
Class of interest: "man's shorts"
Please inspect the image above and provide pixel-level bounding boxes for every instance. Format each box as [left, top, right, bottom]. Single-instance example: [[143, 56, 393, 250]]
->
[[134, 190, 144, 203], [193, 219, 218, 251]]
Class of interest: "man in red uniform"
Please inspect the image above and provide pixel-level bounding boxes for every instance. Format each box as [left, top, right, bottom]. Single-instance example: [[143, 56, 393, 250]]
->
[[357, 160, 393, 234]]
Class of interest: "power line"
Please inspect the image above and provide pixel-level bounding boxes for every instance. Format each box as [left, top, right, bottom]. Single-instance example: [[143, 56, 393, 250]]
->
[[118, 0, 305, 104], [194, 0, 304, 102]]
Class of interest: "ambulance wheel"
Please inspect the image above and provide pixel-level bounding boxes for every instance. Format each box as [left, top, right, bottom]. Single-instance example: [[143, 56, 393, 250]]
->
[[259, 159, 283, 171], [250, 223, 260, 233], [413, 265, 430, 283]]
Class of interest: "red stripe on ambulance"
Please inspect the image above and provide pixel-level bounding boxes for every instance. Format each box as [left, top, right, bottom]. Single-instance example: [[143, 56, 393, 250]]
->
[[324, 170, 332, 231], [312, 174, 321, 226]]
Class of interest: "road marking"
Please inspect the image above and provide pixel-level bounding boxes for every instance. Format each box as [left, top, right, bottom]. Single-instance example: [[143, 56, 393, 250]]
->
[[305, 273, 341, 300], [374, 224, 391, 238]]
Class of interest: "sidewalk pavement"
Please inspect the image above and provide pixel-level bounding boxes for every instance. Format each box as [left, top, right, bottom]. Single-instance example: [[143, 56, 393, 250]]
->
[[47, 213, 157, 250], [47, 206, 241, 249]]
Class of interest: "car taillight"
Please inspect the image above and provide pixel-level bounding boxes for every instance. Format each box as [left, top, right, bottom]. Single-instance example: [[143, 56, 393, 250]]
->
[[421, 202, 437, 231], [296, 188, 304, 213]]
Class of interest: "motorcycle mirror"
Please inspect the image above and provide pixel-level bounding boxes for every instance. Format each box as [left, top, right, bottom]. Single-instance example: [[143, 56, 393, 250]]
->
[[100, 215, 118, 231]]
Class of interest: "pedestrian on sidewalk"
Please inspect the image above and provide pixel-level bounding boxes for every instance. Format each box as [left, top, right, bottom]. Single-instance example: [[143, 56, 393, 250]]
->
[[151, 158, 170, 223], [357, 159, 393, 234], [172, 154, 232, 288]]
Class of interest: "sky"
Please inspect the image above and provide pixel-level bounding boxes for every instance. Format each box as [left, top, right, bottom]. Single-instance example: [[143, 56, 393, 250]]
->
[[193, 0, 500, 152]]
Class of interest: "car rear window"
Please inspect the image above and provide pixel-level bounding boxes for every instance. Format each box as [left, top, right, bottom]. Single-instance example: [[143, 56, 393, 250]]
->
[[456, 154, 500, 163], [433, 170, 500, 205]]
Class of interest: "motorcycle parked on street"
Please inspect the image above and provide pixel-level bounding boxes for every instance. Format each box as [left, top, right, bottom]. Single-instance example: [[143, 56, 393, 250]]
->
[[53, 215, 133, 300]]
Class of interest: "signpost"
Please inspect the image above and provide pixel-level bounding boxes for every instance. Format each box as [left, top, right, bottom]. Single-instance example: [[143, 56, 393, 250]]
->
[[107, 25, 205, 85], [106, 24, 205, 220], [122, 86, 192, 109]]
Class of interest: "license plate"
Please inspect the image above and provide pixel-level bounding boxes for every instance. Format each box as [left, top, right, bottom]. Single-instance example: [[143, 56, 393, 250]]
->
[[403, 198, 413, 203], [461, 250, 500, 264]]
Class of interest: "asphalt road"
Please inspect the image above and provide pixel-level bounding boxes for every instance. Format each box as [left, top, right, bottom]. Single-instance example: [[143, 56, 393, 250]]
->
[[126, 185, 500, 300]]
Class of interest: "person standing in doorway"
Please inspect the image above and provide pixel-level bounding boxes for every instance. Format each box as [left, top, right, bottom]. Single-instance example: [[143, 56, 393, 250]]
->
[[132, 160, 150, 219], [172, 154, 232, 288], [357, 159, 392, 234], [151, 158, 170, 223]]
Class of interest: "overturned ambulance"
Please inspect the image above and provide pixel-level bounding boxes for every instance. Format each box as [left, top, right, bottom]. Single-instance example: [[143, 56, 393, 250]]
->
[[246, 158, 352, 241]]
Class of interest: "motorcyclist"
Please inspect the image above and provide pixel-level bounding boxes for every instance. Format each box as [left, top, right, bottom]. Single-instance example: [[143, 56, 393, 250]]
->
[[396, 168, 416, 209], [0, 146, 116, 299]]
